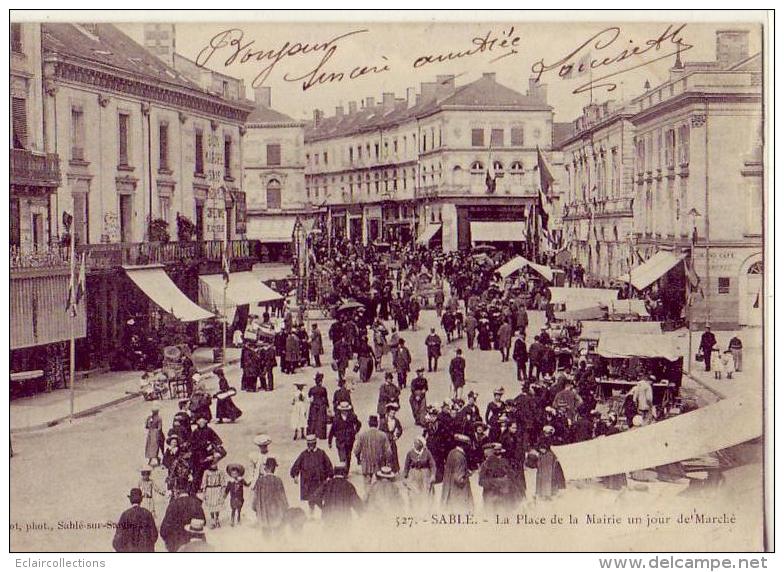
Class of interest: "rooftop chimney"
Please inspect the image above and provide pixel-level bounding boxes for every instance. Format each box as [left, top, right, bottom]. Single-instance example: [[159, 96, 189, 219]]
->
[[382, 92, 395, 111], [436, 74, 455, 97], [335, 105, 344, 117], [348, 101, 357, 114], [406, 87, 416, 107], [527, 76, 547, 103], [420, 82, 438, 100], [365, 96, 375, 108], [254, 86, 272, 108], [313, 109, 323, 126], [716, 30, 749, 68], [482, 72, 497, 82]]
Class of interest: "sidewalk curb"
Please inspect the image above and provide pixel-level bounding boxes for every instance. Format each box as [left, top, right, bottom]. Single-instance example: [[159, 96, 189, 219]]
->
[[682, 369, 727, 401], [10, 358, 240, 435]]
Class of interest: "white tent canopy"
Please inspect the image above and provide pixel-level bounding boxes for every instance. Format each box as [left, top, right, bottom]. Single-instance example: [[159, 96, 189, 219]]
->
[[124, 265, 214, 322], [416, 223, 442, 245], [553, 390, 762, 480], [549, 287, 619, 309], [596, 332, 682, 361], [622, 250, 685, 290], [496, 255, 555, 282], [580, 320, 663, 340], [608, 298, 650, 317], [246, 217, 296, 243], [199, 271, 283, 324]]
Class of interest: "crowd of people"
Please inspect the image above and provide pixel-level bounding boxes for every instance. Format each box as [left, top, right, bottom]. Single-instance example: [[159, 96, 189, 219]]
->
[[113, 238, 731, 552]]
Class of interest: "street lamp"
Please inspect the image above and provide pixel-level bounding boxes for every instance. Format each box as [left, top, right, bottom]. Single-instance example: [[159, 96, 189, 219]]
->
[[686, 207, 701, 374]]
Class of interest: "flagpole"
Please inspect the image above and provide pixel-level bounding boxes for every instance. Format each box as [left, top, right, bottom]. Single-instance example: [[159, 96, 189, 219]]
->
[[222, 240, 228, 368], [68, 220, 76, 421]]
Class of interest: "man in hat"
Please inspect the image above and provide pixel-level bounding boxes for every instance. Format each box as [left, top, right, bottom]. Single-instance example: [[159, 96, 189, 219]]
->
[[552, 379, 583, 423], [366, 466, 404, 514], [528, 335, 543, 381], [252, 457, 289, 535], [700, 324, 717, 372], [328, 402, 362, 470], [160, 488, 206, 552], [112, 488, 158, 552], [628, 376, 654, 423], [410, 368, 429, 426], [310, 464, 363, 525], [354, 415, 392, 484], [448, 348, 466, 400], [393, 338, 412, 389], [425, 328, 442, 372], [512, 331, 528, 382], [177, 519, 215, 552], [241, 341, 260, 392], [377, 372, 401, 418], [441, 434, 474, 510], [497, 319, 513, 363], [479, 443, 522, 512], [310, 323, 324, 368], [290, 434, 334, 513]]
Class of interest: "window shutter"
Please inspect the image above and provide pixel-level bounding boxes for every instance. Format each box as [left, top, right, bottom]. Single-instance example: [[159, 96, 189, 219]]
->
[[12, 97, 28, 149]]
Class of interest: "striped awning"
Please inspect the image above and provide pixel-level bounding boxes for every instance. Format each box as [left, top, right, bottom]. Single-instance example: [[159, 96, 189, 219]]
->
[[247, 217, 297, 243], [621, 251, 685, 291]]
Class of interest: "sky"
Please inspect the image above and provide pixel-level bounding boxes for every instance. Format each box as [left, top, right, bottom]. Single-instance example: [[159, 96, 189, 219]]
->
[[115, 16, 763, 123]]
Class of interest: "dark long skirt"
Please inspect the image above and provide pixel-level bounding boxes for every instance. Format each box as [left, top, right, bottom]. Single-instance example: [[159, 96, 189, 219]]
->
[[216, 396, 242, 422]]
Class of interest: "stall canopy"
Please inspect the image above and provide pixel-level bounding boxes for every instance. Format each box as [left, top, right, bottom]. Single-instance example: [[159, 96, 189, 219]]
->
[[246, 217, 296, 243], [199, 272, 283, 323], [470, 221, 525, 243], [622, 250, 685, 291], [497, 255, 555, 282], [416, 223, 442, 245], [553, 390, 762, 480], [596, 332, 681, 361], [608, 298, 650, 317], [580, 320, 663, 340], [125, 265, 214, 322], [549, 287, 619, 309], [555, 305, 606, 321]]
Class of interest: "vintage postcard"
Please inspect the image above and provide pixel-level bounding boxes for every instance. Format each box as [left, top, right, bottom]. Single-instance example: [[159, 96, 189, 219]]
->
[[8, 10, 771, 553]]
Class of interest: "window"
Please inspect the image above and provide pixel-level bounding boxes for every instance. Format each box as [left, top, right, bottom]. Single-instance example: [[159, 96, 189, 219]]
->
[[664, 129, 676, 168], [374, 144, 379, 159], [491, 129, 504, 147], [10, 198, 20, 247], [323, 151, 328, 165], [267, 179, 282, 209], [470, 161, 484, 173], [194, 130, 204, 174], [11, 23, 22, 52], [119, 194, 133, 242], [471, 128, 484, 147], [224, 135, 232, 177], [493, 160, 504, 174], [510, 161, 524, 173], [510, 127, 525, 146], [31, 212, 44, 250], [349, 147, 354, 163], [71, 107, 85, 161], [357, 146, 362, 160], [159, 196, 171, 223], [266, 143, 281, 166], [73, 193, 88, 244], [118, 112, 130, 166], [222, 80, 229, 98], [158, 122, 169, 170], [393, 139, 398, 154], [677, 124, 690, 165], [12, 97, 27, 149], [718, 277, 731, 295]]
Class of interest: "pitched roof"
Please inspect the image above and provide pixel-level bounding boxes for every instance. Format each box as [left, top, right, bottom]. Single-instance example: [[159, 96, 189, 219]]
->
[[305, 73, 550, 143], [246, 105, 299, 125]]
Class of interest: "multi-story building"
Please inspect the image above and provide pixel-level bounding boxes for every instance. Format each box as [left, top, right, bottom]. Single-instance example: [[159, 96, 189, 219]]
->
[[557, 101, 637, 283], [10, 22, 83, 387], [304, 73, 557, 252], [40, 22, 256, 368], [242, 86, 310, 262], [554, 29, 763, 329]]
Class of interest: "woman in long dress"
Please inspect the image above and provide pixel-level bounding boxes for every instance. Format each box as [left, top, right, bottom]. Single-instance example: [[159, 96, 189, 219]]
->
[[402, 437, 436, 507], [213, 368, 242, 423], [144, 408, 165, 465], [380, 404, 403, 472], [307, 373, 330, 439]]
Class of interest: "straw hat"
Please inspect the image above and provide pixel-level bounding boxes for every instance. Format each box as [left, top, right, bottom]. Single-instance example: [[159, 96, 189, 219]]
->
[[337, 401, 352, 411], [253, 434, 272, 447], [376, 466, 396, 480], [185, 519, 206, 534]]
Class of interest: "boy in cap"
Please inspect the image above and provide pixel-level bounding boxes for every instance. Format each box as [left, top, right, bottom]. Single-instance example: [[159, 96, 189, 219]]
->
[[224, 464, 250, 526]]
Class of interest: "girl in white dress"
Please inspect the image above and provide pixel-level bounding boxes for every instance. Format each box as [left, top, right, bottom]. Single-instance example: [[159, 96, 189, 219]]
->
[[290, 383, 308, 440]]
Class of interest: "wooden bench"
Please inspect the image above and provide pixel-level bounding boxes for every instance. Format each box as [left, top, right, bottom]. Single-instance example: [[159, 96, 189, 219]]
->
[[10, 370, 45, 399]]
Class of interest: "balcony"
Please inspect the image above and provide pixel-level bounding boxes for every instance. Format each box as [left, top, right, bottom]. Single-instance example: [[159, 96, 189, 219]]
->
[[10, 240, 255, 273], [594, 196, 635, 218], [10, 149, 61, 188]]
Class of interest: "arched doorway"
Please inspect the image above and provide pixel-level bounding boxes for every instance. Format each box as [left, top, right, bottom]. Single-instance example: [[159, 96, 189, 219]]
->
[[738, 254, 763, 326]]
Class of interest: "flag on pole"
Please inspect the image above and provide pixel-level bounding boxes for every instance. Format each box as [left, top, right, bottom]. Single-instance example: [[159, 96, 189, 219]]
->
[[66, 253, 86, 317], [222, 242, 231, 284], [536, 146, 556, 194], [685, 257, 705, 306], [562, 51, 592, 79], [485, 147, 497, 194]]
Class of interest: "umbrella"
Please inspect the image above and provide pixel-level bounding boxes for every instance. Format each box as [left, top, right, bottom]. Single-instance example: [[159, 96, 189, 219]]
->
[[336, 300, 364, 313], [473, 244, 497, 253]]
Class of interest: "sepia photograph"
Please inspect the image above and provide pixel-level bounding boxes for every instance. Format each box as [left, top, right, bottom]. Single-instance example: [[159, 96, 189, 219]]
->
[[7, 9, 771, 554]]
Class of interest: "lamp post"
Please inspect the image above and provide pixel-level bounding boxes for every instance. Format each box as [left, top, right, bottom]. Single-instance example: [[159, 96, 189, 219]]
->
[[686, 207, 701, 374]]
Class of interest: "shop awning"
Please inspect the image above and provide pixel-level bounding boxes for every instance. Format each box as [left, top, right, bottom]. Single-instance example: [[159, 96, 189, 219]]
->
[[528, 261, 555, 282], [596, 332, 682, 361], [549, 287, 619, 309], [622, 251, 685, 291], [470, 221, 525, 243], [416, 224, 442, 245], [553, 390, 762, 480], [125, 265, 214, 322], [246, 217, 296, 243], [199, 272, 283, 323], [580, 320, 663, 340]]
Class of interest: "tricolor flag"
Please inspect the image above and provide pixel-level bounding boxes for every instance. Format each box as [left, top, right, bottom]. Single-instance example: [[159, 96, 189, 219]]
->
[[222, 242, 231, 284], [485, 147, 497, 194], [65, 252, 86, 317]]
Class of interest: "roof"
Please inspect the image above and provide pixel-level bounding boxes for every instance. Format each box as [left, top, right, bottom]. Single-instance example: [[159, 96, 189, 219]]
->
[[246, 104, 299, 125], [305, 73, 550, 143], [42, 23, 253, 113], [552, 122, 576, 148]]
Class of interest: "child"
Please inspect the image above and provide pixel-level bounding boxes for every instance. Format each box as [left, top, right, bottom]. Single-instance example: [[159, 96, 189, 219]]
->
[[224, 463, 250, 526], [138, 465, 166, 519], [721, 350, 735, 380], [200, 462, 227, 529], [290, 383, 308, 440]]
